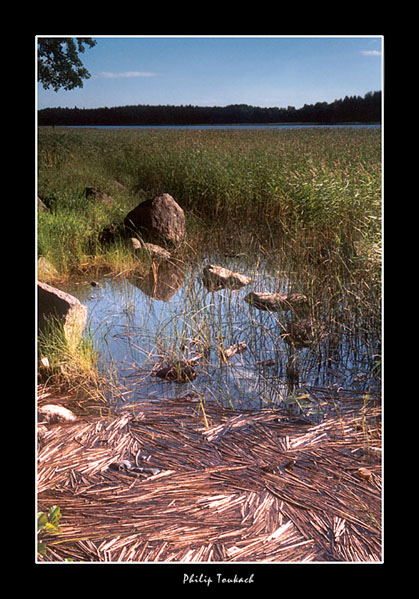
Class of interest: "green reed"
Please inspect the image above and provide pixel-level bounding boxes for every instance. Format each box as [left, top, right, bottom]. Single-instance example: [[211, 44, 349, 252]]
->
[[37, 126, 381, 278]]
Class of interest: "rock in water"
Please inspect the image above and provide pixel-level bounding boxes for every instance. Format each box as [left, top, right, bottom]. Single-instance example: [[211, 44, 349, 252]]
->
[[220, 341, 247, 362], [153, 360, 197, 383], [282, 318, 326, 348], [202, 264, 252, 291], [244, 291, 309, 313], [130, 238, 171, 261], [124, 193, 185, 247]]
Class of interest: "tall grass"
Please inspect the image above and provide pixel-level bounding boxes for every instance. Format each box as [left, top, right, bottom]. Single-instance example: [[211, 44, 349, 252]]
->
[[38, 315, 102, 395], [37, 126, 381, 277]]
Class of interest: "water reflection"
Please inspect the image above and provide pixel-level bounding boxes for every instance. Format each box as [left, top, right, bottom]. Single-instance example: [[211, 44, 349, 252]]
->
[[68, 254, 380, 415], [128, 259, 186, 301]]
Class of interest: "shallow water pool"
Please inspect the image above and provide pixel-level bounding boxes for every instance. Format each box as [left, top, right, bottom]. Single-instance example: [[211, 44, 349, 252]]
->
[[69, 253, 380, 415]]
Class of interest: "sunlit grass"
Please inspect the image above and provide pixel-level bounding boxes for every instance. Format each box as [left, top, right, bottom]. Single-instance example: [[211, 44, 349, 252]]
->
[[38, 315, 102, 395], [37, 126, 381, 298]]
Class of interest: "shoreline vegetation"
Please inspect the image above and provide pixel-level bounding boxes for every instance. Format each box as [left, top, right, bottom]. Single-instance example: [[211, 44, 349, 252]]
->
[[37, 126, 381, 276]]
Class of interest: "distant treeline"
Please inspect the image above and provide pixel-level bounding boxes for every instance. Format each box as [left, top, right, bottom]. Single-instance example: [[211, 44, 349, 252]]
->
[[38, 91, 381, 126]]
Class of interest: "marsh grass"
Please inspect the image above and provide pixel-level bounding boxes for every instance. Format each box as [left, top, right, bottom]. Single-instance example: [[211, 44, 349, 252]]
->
[[37, 127, 381, 277], [37, 314, 110, 403]]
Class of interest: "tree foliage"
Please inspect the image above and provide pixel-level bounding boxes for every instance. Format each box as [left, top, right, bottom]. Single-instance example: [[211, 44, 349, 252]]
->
[[38, 38, 96, 92], [38, 92, 381, 126]]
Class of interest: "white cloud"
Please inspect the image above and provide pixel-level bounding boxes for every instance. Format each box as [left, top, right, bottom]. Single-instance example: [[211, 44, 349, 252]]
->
[[95, 71, 158, 79], [360, 50, 382, 56]]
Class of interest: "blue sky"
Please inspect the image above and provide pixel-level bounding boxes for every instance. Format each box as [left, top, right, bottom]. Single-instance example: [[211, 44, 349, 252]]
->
[[37, 36, 383, 110]]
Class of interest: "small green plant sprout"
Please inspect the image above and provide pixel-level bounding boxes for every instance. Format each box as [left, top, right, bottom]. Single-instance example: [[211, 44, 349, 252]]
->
[[37, 505, 62, 555]]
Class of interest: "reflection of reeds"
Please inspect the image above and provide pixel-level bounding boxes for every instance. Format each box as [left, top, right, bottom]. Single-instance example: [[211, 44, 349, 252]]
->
[[97, 242, 380, 413]]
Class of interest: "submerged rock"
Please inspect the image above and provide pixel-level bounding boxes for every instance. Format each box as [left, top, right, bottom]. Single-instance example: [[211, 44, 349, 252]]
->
[[124, 193, 185, 247], [202, 264, 252, 291], [220, 341, 247, 362], [244, 291, 309, 313], [153, 360, 197, 383], [281, 318, 326, 348]]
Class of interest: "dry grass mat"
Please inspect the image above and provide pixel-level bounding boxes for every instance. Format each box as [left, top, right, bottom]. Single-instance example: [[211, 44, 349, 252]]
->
[[37, 396, 381, 562]]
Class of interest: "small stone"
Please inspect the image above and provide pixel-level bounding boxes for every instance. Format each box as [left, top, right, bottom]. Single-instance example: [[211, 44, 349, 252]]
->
[[244, 291, 308, 312], [131, 238, 171, 261], [38, 196, 49, 211], [40, 357, 50, 369], [202, 264, 252, 291], [38, 404, 77, 424], [37, 257, 58, 281], [356, 467, 373, 482], [153, 360, 197, 383], [220, 342, 247, 361], [85, 187, 114, 205]]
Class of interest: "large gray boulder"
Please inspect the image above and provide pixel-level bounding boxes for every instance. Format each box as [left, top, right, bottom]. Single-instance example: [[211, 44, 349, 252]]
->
[[124, 193, 185, 247], [38, 281, 87, 347]]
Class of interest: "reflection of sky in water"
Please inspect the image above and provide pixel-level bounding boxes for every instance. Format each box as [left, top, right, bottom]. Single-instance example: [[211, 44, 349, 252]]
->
[[69, 257, 380, 411]]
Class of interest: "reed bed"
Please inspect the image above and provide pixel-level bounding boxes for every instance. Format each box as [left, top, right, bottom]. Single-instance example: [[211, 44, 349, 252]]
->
[[37, 391, 381, 563], [37, 127, 381, 278]]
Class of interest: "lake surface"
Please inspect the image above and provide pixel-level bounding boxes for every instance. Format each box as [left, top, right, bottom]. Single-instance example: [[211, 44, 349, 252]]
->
[[68, 252, 380, 417], [63, 123, 381, 131]]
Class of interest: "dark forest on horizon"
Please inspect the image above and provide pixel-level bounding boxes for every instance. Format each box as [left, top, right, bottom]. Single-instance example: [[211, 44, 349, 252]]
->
[[38, 91, 381, 126]]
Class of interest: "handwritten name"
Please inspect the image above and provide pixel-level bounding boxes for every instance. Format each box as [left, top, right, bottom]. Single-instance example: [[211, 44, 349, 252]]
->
[[183, 573, 254, 586]]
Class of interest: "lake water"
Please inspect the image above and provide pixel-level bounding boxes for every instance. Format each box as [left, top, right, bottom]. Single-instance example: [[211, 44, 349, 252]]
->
[[68, 252, 380, 417]]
